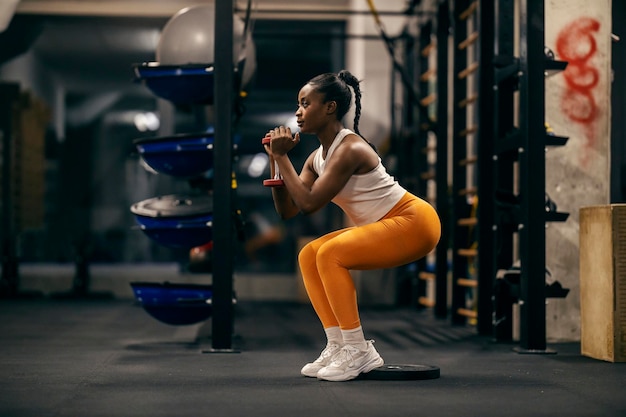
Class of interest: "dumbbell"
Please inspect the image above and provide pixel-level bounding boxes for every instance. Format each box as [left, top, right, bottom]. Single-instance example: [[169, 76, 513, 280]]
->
[[261, 135, 285, 187]]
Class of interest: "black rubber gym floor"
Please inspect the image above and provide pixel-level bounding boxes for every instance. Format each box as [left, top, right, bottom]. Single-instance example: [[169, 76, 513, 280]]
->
[[1, 298, 624, 417]]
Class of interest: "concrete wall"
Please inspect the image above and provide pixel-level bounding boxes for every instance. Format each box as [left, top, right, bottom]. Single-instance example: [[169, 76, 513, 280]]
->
[[544, 0, 612, 341]]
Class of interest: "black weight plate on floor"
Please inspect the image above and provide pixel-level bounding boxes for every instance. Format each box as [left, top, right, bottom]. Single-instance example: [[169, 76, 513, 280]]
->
[[361, 364, 440, 381]]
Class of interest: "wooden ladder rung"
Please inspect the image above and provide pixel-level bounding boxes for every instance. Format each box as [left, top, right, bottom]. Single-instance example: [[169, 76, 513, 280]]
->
[[456, 307, 478, 318], [420, 93, 437, 107], [421, 145, 437, 154], [421, 42, 436, 57], [457, 248, 478, 257], [420, 68, 436, 81], [457, 278, 478, 288], [459, 1, 478, 20], [419, 296, 436, 308], [458, 95, 478, 108], [459, 126, 478, 137], [458, 62, 479, 79], [458, 187, 478, 196], [459, 156, 478, 166], [420, 171, 436, 180], [419, 271, 436, 281], [457, 217, 477, 226], [458, 31, 479, 50]]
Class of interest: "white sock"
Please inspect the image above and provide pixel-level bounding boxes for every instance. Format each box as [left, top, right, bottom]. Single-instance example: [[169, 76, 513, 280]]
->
[[324, 326, 343, 346], [341, 326, 367, 351]]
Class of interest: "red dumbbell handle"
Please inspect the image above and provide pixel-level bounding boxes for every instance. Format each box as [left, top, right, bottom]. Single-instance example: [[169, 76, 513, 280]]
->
[[261, 135, 284, 187]]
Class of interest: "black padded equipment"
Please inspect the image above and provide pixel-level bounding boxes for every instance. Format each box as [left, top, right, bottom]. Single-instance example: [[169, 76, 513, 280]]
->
[[361, 364, 440, 381]]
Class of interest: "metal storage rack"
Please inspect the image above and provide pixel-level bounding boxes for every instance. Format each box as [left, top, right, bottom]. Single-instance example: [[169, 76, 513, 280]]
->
[[0, 83, 21, 298], [488, 0, 569, 351]]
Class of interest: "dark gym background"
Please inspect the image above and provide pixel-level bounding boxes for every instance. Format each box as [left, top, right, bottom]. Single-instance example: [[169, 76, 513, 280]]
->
[[0, 1, 624, 416]]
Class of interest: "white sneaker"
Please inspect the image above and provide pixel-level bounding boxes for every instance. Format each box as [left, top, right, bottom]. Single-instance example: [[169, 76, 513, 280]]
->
[[301, 343, 342, 377], [317, 340, 384, 381]]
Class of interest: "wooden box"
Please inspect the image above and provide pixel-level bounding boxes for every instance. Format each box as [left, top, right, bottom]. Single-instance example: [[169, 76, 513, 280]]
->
[[580, 205, 626, 362]]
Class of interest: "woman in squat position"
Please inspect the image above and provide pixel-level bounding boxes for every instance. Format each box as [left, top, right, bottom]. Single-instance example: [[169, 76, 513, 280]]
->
[[264, 70, 441, 381]]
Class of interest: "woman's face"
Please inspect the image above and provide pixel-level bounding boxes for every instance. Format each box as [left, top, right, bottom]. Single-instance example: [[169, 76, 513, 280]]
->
[[295, 84, 332, 134]]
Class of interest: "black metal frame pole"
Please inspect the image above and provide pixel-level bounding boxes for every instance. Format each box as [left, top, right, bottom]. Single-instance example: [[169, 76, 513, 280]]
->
[[414, 21, 430, 309], [610, 1, 626, 202], [492, 0, 516, 342], [517, 0, 549, 352], [450, 0, 470, 326], [476, 0, 495, 335], [434, 0, 449, 319], [0, 83, 20, 298], [211, 0, 235, 351]]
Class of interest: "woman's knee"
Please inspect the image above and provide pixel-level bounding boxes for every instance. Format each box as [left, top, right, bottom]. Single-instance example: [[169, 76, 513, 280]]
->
[[315, 240, 342, 273], [298, 240, 317, 269]]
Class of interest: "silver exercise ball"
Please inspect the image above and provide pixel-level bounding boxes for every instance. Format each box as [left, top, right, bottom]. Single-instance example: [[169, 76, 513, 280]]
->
[[156, 3, 256, 88]]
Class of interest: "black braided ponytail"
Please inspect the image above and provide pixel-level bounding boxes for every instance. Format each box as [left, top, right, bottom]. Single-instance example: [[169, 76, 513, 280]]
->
[[337, 70, 362, 137], [308, 70, 376, 151]]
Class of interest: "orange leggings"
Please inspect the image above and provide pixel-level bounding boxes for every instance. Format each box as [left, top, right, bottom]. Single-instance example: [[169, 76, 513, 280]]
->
[[298, 192, 441, 330]]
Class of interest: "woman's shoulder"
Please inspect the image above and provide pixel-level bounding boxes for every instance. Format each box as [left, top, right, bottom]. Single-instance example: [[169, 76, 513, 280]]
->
[[333, 134, 379, 173], [334, 133, 367, 153], [338, 132, 375, 153]]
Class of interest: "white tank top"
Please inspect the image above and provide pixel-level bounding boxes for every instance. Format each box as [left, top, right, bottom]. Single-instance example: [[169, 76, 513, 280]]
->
[[312, 129, 406, 226]]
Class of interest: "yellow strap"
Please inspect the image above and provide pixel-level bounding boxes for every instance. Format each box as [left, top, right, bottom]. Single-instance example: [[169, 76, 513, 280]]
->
[[366, 0, 383, 27]]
